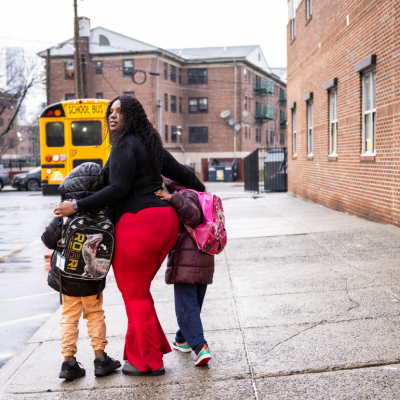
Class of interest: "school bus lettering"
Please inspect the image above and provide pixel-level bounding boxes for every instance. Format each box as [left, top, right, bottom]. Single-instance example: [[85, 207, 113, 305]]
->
[[66, 104, 104, 117]]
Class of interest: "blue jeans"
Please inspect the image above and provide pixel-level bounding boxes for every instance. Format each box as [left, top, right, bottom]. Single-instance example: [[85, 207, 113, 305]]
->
[[174, 283, 207, 355]]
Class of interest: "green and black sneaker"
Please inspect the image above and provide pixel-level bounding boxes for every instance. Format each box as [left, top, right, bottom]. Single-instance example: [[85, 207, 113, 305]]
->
[[171, 341, 192, 353], [195, 344, 211, 366]]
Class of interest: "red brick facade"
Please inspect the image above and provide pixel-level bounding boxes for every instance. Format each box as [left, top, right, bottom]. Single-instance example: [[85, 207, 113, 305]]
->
[[287, 0, 400, 226], [44, 29, 287, 174]]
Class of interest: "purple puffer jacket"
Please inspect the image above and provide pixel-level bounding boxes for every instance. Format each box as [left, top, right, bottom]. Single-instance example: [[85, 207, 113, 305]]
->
[[164, 177, 214, 285]]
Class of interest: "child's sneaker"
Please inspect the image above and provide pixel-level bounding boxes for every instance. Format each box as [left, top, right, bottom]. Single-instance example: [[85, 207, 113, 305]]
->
[[59, 358, 86, 380], [195, 344, 211, 366], [172, 341, 192, 353], [93, 352, 121, 377]]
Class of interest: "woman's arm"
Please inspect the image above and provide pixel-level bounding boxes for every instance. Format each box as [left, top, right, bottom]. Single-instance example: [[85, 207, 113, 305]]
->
[[155, 190, 203, 229], [55, 141, 136, 217], [161, 150, 205, 192]]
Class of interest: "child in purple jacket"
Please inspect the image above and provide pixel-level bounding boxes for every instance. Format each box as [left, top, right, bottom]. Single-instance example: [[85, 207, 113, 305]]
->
[[155, 165, 214, 366]]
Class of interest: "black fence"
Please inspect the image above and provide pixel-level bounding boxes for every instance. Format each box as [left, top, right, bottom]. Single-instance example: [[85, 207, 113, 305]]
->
[[244, 147, 288, 193], [0, 157, 40, 171]]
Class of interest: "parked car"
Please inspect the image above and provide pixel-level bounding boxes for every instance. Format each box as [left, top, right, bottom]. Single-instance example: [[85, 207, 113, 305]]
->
[[0, 165, 10, 191], [12, 166, 42, 191]]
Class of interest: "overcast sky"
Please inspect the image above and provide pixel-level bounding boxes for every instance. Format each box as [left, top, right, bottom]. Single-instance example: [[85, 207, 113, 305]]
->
[[1, 0, 288, 121]]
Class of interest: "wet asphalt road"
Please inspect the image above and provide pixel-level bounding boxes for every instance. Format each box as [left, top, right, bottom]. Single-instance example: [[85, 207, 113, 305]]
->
[[0, 189, 61, 368]]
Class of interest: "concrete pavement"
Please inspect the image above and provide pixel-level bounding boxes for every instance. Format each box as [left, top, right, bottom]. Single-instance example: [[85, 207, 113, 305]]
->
[[2, 190, 400, 399]]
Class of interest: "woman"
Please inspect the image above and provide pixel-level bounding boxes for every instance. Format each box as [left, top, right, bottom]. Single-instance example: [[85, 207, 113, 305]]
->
[[54, 95, 205, 376]]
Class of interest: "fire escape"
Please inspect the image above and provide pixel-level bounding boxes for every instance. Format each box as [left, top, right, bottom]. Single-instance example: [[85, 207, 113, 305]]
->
[[254, 76, 275, 123]]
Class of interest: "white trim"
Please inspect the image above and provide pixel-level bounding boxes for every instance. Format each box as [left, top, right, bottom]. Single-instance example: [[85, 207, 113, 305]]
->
[[307, 101, 313, 156], [329, 89, 338, 156], [361, 69, 376, 155]]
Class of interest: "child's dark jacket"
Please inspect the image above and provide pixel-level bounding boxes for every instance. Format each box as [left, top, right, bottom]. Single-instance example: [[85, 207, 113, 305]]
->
[[41, 163, 106, 297], [166, 190, 214, 285]]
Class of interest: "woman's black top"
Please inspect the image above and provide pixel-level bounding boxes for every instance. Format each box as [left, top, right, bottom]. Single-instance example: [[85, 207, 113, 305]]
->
[[77, 135, 205, 224]]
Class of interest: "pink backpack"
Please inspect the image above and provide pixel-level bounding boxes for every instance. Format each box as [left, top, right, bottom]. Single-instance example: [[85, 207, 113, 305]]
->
[[179, 190, 227, 255]]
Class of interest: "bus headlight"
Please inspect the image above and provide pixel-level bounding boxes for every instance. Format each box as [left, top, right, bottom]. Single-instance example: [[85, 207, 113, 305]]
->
[[60, 154, 67, 161], [45, 154, 52, 162], [53, 154, 60, 162], [46, 169, 52, 174]]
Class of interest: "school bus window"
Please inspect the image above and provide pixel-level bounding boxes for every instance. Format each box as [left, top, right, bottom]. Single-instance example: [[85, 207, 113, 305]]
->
[[71, 121, 102, 146], [46, 122, 65, 147]]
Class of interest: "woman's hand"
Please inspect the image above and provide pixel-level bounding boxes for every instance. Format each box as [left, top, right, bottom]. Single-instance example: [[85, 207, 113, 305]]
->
[[155, 190, 172, 202], [54, 201, 76, 218]]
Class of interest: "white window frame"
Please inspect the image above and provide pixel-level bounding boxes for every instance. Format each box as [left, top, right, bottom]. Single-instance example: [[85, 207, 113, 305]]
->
[[307, 0, 312, 19], [292, 109, 297, 156], [362, 69, 376, 155], [329, 90, 338, 156], [291, 0, 296, 40], [307, 101, 313, 156]]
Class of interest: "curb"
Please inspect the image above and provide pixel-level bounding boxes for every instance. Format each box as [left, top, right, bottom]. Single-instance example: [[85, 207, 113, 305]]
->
[[0, 307, 62, 397]]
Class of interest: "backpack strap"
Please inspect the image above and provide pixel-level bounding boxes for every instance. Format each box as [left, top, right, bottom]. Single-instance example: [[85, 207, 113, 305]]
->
[[58, 269, 63, 305]]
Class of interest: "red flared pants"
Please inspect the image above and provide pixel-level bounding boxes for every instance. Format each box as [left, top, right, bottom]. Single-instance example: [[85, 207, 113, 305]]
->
[[112, 207, 179, 372]]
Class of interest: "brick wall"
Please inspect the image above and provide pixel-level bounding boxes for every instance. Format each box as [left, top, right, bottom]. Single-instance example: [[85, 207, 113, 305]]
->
[[47, 51, 287, 172], [287, 0, 400, 226]]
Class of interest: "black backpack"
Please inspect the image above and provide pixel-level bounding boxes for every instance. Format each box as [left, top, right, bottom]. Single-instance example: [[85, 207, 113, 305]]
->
[[52, 208, 114, 303]]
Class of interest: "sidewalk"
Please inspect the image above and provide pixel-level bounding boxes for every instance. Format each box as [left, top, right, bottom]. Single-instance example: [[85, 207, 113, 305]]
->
[[3, 192, 400, 399]]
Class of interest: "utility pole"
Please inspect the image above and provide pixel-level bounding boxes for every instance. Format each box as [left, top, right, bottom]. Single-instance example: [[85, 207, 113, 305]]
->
[[46, 49, 51, 105], [74, 0, 82, 99], [233, 60, 237, 156]]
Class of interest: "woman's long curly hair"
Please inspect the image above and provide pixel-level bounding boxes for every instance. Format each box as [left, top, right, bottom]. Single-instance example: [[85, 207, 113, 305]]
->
[[104, 95, 165, 172]]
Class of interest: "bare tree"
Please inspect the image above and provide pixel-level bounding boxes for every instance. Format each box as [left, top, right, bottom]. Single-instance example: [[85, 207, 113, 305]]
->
[[0, 50, 44, 142], [0, 135, 17, 158]]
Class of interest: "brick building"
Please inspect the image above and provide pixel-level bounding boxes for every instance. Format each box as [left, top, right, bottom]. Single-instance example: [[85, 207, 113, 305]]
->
[[287, 0, 400, 226], [39, 17, 287, 176]]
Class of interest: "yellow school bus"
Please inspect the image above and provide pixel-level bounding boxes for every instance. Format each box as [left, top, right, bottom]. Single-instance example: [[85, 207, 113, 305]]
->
[[39, 99, 110, 195]]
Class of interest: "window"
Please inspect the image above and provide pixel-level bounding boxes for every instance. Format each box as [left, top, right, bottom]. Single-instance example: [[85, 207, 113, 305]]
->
[[188, 68, 208, 84], [164, 94, 168, 111], [329, 90, 338, 155], [179, 97, 182, 114], [266, 130, 269, 145], [46, 122, 65, 147], [189, 127, 208, 143], [123, 91, 135, 97], [171, 96, 177, 113], [0, 118, 3, 127], [244, 68, 247, 82], [245, 126, 247, 139], [170, 65, 176, 82], [189, 98, 208, 113], [307, 101, 313, 155], [362, 69, 376, 154], [165, 125, 168, 142], [179, 68, 182, 84], [292, 109, 297, 155], [280, 133, 285, 146], [289, 0, 296, 40], [307, 0, 312, 19], [95, 61, 103, 75], [171, 125, 177, 143], [96, 93, 103, 99], [270, 131, 274, 145], [249, 98, 251, 111], [249, 127, 251, 139], [123, 59, 134, 77], [9, 138, 14, 149], [256, 128, 261, 143], [99, 35, 110, 46], [65, 94, 75, 100], [244, 97, 248, 111], [164, 63, 168, 80], [65, 61, 74, 80], [71, 121, 102, 146], [8, 119, 13, 129]]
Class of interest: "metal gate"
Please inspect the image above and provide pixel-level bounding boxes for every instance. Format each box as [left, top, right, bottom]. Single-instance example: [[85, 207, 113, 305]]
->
[[244, 147, 288, 193]]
